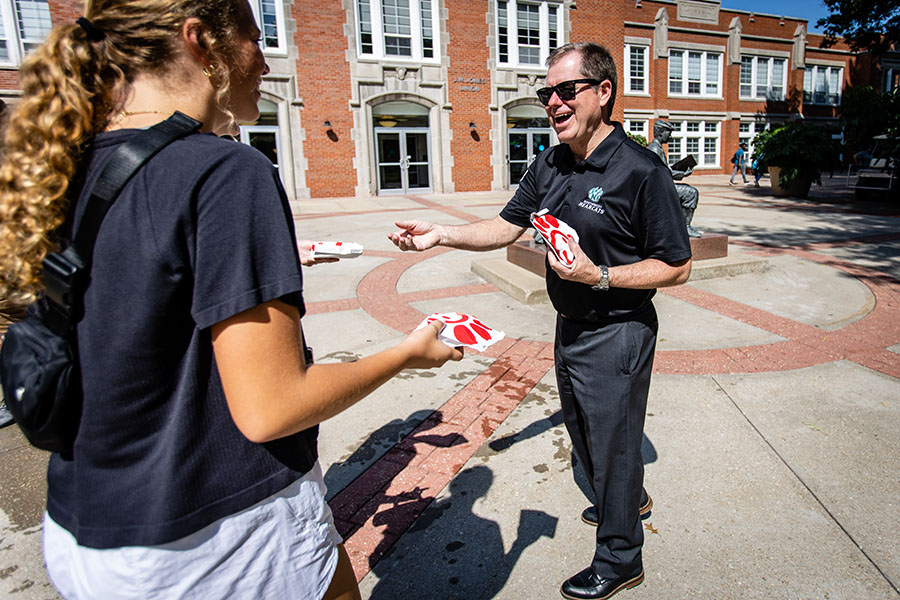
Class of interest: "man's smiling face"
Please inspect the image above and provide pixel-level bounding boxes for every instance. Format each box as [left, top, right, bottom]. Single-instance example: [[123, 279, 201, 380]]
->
[[544, 51, 608, 159]]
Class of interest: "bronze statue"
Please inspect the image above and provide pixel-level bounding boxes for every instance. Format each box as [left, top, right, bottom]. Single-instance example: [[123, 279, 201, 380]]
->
[[647, 120, 702, 238]]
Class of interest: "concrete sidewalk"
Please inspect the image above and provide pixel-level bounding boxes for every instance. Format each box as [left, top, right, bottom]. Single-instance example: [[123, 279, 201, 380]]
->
[[2, 174, 898, 599]]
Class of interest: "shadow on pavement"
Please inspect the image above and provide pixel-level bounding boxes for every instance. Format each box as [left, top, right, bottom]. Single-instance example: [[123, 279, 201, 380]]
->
[[323, 408, 434, 501], [368, 465, 558, 599], [488, 409, 658, 506]]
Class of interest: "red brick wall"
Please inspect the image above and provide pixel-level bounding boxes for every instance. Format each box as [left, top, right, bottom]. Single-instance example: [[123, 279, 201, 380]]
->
[[569, 0, 626, 122], [446, 0, 492, 192], [49, 0, 83, 26], [612, 2, 859, 173], [293, 0, 356, 197], [0, 70, 19, 90]]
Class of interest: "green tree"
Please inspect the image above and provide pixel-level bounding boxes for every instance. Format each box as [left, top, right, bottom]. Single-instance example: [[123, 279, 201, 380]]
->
[[751, 121, 840, 188], [840, 86, 900, 162], [817, 0, 900, 57], [626, 132, 648, 147]]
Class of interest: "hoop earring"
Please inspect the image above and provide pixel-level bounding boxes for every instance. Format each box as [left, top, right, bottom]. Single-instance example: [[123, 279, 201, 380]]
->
[[202, 65, 215, 78]]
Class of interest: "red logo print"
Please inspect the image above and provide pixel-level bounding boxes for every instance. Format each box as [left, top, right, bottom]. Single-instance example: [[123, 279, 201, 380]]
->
[[417, 312, 506, 351], [529, 209, 579, 267]]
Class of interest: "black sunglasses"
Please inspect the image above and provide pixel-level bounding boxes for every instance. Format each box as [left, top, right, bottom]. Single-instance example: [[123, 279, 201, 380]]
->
[[536, 79, 601, 106]]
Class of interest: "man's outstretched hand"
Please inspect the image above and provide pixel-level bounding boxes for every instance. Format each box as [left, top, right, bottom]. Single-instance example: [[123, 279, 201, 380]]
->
[[387, 220, 442, 251]]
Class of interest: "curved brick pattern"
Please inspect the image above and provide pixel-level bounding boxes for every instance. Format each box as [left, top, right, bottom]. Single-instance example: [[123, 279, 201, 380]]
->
[[355, 247, 453, 333], [306, 191, 900, 585], [656, 247, 900, 377]]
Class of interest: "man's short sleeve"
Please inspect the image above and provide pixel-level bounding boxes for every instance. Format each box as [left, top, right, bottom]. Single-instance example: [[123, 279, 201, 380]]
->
[[191, 147, 304, 330], [636, 164, 693, 262]]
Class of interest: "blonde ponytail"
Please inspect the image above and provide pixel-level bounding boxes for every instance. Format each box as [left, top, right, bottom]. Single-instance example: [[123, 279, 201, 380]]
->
[[0, 23, 111, 307], [0, 0, 244, 307]]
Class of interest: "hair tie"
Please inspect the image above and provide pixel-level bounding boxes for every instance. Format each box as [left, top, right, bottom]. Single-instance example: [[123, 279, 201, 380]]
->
[[76, 17, 105, 42]]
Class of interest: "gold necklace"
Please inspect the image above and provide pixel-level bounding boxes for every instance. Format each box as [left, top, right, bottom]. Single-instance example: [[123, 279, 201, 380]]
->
[[110, 109, 169, 126]]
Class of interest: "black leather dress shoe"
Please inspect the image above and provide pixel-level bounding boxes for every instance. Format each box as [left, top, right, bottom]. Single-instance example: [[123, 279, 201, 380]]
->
[[581, 489, 652, 526], [560, 567, 644, 600]]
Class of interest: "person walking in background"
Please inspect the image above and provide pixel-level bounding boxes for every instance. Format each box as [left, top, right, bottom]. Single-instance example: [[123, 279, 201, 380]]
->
[[388, 42, 692, 600], [0, 2, 461, 598], [729, 142, 749, 185]]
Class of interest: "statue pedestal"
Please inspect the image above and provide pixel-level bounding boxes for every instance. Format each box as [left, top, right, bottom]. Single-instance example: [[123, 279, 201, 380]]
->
[[689, 233, 728, 260], [506, 240, 546, 276], [507, 233, 728, 277]]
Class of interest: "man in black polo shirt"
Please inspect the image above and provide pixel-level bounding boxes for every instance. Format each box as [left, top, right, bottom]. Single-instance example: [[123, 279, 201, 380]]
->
[[388, 42, 691, 600]]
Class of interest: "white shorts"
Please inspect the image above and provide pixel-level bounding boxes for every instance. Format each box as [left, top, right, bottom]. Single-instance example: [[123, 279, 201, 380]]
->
[[44, 462, 343, 600]]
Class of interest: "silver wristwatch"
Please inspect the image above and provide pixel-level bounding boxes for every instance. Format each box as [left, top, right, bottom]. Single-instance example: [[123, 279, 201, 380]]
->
[[591, 265, 610, 291]]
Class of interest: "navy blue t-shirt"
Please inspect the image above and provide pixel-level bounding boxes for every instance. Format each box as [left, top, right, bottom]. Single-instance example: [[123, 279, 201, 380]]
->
[[47, 130, 318, 549], [500, 123, 692, 321]]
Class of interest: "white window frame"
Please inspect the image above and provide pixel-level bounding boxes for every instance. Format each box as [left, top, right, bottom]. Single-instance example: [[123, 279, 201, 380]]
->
[[0, 0, 52, 66], [666, 119, 721, 168], [248, 0, 287, 55], [356, 0, 441, 63], [625, 118, 648, 140], [239, 124, 283, 179], [668, 49, 721, 98], [625, 44, 649, 95], [496, 0, 564, 68], [884, 65, 899, 92], [803, 65, 843, 106], [738, 121, 770, 157], [739, 55, 787, 100]]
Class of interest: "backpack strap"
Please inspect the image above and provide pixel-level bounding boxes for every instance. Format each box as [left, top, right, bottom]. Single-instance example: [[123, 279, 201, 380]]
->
[[42, 112, 202, 331]]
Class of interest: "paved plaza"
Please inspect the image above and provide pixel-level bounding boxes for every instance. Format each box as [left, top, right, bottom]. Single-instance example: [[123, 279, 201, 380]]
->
[[2, 173, 899, 599]]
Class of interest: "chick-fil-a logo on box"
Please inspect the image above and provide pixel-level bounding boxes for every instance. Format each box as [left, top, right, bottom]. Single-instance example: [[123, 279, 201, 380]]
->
[[415, 312, 505, 352], [530, 209, 580, 266]]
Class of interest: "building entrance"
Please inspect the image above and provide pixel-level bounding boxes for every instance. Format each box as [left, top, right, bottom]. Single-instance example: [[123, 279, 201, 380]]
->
[[508, 129, 550, 186], [372, 100, 432, 194], [506, 104, 552, 188], [375, 129, 431, 193]]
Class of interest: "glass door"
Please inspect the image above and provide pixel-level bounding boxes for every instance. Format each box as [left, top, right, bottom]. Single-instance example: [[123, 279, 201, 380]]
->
[[376, 128, 431, 194], [508, 129, 550, 187]]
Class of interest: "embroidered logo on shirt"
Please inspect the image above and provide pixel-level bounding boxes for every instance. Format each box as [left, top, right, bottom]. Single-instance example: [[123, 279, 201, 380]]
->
[[578, 186, 605, 214]]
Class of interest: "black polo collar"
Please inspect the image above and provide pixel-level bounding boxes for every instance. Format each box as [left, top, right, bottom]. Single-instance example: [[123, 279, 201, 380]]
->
[[554, 122, 627, 171]]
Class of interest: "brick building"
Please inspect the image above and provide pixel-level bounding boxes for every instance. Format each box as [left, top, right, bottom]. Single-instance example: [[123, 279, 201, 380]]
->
[[1, 0, 897, 201]]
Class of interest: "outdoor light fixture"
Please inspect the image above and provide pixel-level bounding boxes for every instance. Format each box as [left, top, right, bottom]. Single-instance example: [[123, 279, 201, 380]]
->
[[469, 122, 476, 129], [323, 120, 332, 129]]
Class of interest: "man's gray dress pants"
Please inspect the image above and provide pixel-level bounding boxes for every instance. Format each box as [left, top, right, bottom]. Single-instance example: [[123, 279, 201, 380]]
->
[[554, 305, 658, 580]]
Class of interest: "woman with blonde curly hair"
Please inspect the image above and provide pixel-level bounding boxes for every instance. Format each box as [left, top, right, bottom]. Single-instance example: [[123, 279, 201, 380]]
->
[[0, 1, 462, 598]]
